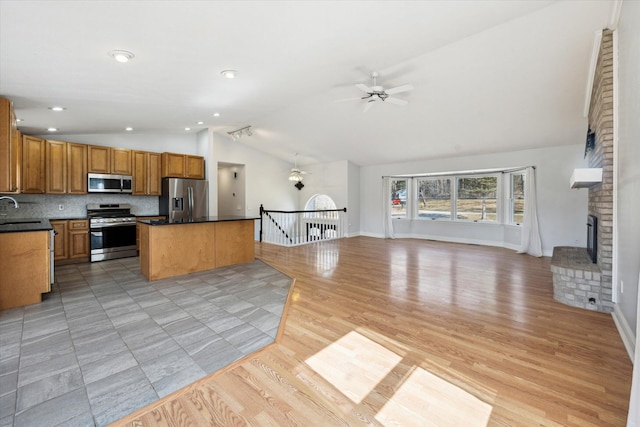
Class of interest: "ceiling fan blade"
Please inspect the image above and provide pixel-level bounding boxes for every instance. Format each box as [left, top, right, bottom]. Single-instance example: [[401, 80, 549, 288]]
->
[[385, 97, 408, 106], [355, 83, 372, 93], [335, 97, 362, 103], [385, 84, 414, 95], [363, 100, 375, 113]]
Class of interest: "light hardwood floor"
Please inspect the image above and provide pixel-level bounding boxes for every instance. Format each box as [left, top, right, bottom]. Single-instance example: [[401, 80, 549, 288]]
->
[[113, 237, 632, 426]]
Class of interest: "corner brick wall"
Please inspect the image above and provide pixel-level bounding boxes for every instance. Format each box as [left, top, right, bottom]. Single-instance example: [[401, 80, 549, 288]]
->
[[586, 29, 614, 306]]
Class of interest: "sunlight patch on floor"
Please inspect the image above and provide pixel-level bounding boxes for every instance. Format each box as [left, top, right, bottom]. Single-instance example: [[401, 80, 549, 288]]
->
[[376, 366, 492, 426], [305, 330, 402, 404]]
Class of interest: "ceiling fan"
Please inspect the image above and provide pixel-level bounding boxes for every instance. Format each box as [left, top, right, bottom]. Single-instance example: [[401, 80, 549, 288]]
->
[[337, 71, 414, 112], [289, 154, 309, 189]]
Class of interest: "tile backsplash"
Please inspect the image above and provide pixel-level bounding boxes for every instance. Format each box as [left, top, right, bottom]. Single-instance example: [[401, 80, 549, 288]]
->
[[0, 194, 159, 219]]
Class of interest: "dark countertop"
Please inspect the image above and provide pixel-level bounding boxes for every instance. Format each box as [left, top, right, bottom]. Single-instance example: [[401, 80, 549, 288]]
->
[[138, 215, 259, 225], [0, 218, 52, 233]]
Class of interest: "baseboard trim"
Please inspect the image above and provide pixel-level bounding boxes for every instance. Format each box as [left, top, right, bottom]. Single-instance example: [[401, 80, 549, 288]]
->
[[612, 303, 636, 362]]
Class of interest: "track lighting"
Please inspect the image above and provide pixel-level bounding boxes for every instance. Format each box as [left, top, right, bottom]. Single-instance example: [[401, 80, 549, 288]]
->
[[227, 126, 253, 140]]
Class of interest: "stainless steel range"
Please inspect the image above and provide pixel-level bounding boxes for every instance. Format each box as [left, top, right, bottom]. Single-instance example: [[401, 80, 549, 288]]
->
[[88, 203, 137, 262]]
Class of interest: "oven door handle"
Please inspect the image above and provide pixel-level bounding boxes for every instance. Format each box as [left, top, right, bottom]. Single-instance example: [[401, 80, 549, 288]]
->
[[90, 222, 136, 229]]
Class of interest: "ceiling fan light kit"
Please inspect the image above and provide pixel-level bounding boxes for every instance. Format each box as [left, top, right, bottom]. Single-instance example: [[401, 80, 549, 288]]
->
[[338, 71, 413, 112]]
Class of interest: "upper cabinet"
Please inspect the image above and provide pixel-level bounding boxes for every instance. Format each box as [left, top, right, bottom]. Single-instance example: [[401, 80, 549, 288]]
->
[[46, 140, 67, 194], [111, 147, 132, 175], [186, 155, 205, 179], [88, 145, 132, 175], [67, 143, 87, 194], [161, 152, 205, 179], [0, 98, 21, 193], [87, 145, 110, 173], [132, 151, 161, 196], [21, 135, 46, 194]]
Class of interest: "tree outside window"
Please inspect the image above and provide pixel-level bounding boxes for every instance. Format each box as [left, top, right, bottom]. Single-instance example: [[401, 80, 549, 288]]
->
[[417, 178, 451, 220], [456, 176, 497, 221]]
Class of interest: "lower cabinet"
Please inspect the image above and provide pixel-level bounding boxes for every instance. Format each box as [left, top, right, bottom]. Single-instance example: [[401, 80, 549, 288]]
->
[[51, 219, 89, 263]]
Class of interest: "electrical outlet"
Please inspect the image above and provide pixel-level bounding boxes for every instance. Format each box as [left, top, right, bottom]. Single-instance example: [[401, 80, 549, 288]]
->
[[620, 280, 624, 294], [58, 204, 64, 211]]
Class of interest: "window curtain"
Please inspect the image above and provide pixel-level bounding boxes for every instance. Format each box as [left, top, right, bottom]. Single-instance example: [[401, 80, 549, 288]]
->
[[627, 272, 640, 427], [382, 177, 395, 238], [517, 167, 543, 257]]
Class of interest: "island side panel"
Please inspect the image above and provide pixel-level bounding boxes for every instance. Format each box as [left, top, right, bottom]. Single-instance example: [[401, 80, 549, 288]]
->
[[0, 231, 50, 309], [141, 222, 216, 281], [215, 220, 255, 268], [139, 222, 151, 280]]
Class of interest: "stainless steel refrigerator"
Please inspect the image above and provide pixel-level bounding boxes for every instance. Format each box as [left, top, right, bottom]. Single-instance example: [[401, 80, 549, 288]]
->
[[159, 178, 209, 221]]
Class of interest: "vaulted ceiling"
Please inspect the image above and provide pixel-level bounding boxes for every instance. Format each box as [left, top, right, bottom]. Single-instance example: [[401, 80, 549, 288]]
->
[[0, 1, 615, 166]]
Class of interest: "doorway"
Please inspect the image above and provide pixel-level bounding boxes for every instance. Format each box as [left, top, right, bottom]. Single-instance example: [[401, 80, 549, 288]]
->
[[217, 162, 246, 216]]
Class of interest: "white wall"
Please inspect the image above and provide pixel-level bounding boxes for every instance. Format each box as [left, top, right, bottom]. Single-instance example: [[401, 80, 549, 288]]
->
[[359, 144, 589, 256], [44, 132, 199, 154], [347, 160, 361, 236], [297, 160, 348, 209], [217, 164, 246, 216], [616, 0, 639, 338], [209, 131, 298, 238], [294, 160, 361, 237]]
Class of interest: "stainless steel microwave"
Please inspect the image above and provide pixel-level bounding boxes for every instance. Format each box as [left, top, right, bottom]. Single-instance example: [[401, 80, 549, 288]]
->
[[88, 173, 133, 193]]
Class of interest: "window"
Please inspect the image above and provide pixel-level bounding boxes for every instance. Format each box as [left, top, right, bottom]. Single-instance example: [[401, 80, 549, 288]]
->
[[510, 172, 525, 225], [387, 168, 526, 225], [390, 179, 407, 218], [417, 178, 451, 220], [456, 176, 497, 222], [305, 194, 338, 218]]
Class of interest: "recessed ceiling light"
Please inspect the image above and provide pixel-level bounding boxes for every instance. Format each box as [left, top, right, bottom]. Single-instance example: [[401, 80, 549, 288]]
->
[[125, 127, 133, 131], [184, 127, 191, 131], [213, 113, 220, 117], [220, 70, 238, 79], [196, 121, 204, 125], [49, 106, 66, 111], [47, 127, 58, 132], [109, 50, 135, 63]]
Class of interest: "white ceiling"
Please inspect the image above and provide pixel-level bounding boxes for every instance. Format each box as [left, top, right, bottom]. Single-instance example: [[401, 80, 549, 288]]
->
[[0, 1, 614, 166]]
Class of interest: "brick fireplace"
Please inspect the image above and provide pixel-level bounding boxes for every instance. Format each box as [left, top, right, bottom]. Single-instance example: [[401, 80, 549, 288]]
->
[[551, 29, 614, 313]]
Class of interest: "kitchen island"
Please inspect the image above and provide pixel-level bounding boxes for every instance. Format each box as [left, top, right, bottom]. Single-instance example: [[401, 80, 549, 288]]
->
[[137, 216, 258, 281], [0, 218, 52, 309]]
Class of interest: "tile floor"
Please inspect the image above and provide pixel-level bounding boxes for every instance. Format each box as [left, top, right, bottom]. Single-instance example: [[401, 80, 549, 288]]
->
[[0, 257, 292, 427]]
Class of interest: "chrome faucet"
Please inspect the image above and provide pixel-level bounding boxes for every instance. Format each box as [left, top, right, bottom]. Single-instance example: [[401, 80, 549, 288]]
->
[[0, 196, 19, 208]]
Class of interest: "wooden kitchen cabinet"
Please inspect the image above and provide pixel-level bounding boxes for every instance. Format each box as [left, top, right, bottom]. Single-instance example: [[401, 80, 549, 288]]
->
[[67, 142, 87, 194], [133, 151, 161, 196], [161, 152, 185, 177], [68, 220, 89, 259], [50, 220, 68, 260], [88, 145, 110, 173], [88, 145, 131, 175], [21, 135, 46, 194], [111, 147, 132, 175], [185, 155, 205, 179], [161, 152, 205, 179], [51, 219, 89, 263], [0, 97, 21, 193], [46, 140, 67, 194]]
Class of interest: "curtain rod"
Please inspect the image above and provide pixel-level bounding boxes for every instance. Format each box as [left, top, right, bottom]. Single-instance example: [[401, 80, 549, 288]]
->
[[382, 165, 535, 179]]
